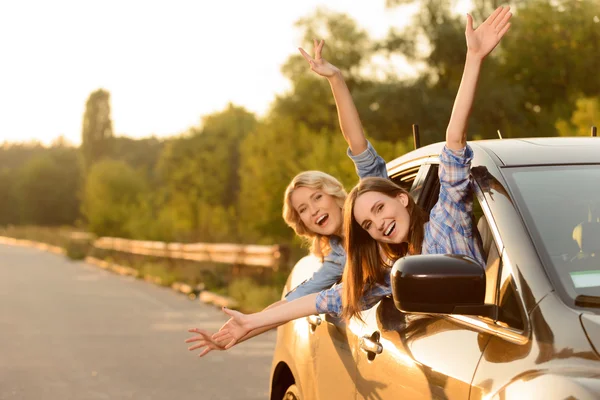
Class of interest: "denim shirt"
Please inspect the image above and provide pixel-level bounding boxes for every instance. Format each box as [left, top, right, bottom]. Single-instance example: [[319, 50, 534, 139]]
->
[[284, 141, 388, 301]]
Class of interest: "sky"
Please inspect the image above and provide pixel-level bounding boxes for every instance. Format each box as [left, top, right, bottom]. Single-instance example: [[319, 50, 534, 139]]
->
[[0, 0, 470, 146]]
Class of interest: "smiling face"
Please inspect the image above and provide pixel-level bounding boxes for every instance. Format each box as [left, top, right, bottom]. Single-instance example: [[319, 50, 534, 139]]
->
[[290, 186, 343, 236], [352, 190, 411, 244]]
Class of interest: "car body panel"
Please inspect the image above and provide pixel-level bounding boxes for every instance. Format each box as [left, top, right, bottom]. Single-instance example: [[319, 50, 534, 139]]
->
[[312, 315, 358, 399], [353, 299, 489, 399], [471, 292, 600, 399], [581, 313, 600, 358]]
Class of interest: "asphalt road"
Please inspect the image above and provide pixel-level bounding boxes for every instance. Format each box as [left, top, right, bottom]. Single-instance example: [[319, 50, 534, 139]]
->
[[0, 244, 276, 400]]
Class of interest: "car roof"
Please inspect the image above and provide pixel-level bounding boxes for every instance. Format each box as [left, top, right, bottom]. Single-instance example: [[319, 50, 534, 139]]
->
[[387, 137, 600, 170]]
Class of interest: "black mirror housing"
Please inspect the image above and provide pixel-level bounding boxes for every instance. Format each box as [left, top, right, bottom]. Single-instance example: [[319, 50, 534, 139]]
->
[[391, 254, 497, 319]]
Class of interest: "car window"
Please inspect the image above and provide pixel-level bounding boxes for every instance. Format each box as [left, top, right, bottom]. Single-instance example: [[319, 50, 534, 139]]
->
[[390, 165, 420, 193], [503, 165, 600, 306], [474, 196, 525, 331], [496, 265, 525, 330]]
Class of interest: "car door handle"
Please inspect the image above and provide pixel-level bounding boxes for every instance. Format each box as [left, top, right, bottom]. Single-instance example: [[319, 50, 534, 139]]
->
[[307, 315, 322, 329], [360, 334, 383, 356]]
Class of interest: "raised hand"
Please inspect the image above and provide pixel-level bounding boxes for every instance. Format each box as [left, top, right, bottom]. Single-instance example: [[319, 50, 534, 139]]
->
[[185, 328, 227, 358], [211, 307, 253, 349], [298, 39, 341, 78], [466, 6, 512, 60]]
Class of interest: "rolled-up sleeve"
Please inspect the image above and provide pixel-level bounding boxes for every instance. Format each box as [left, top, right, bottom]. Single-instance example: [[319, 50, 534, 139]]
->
[[285, 256, 344, 302], [316, 284, 344, 316], [315, 278, 393, 317], [347, 140, 389, 179], [434, 145, 474, 236]]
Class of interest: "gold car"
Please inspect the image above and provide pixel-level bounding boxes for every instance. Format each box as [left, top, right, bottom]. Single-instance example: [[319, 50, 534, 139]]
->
[[269, 138, 600, 400]]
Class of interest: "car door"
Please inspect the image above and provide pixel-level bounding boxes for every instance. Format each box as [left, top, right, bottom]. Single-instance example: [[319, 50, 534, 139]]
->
[[311, 312, 358, 399], [354, 161, 500, 399]]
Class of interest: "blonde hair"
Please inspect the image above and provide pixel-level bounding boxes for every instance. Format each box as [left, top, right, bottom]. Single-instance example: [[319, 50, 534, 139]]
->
[[282, 171, 347, 260], [341, 177, 428, 321]]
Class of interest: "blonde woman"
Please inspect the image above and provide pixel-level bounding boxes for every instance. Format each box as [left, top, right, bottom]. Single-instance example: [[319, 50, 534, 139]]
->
[[186, 39, 388, 356]]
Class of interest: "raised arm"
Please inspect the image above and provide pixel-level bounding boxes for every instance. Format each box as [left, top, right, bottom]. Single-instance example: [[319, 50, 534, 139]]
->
[[299, 39, 367, 155], [446, 6, 512, 150]]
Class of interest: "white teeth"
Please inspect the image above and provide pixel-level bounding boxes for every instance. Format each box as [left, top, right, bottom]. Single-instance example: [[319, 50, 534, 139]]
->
[[316, 214, 327, 225], [384, 221, 396, 236]]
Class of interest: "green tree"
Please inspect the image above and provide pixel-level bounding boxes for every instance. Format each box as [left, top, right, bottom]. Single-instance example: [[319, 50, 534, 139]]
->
[[0, 168, 19, 225], [82, 160, 146, 237], [81, 89, 113, 171], [501, 0, 600, 125], [17, 151, 81, 226], [155, 104, 257, 241], [556, 97, 600, 137], [110, 136, 165, 182], [385, 0, 600, 138]]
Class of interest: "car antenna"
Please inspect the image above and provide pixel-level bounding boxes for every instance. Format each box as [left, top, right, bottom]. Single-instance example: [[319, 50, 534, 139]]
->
[[412, 124, 421, 149], [592, 126, 597, 137], [497, 129, 503, 139]]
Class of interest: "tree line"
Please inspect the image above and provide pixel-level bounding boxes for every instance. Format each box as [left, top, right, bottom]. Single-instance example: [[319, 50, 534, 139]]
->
[[1, 0, 598, 250]]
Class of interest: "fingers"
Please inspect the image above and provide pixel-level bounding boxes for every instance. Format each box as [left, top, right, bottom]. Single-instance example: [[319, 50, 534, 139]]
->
[[188, 328, 207, 334], [185, 335, 204, 343], [222, 306, 241, 319], [315, 39, 324, 60], [225, 339, 237, 350], [198, 348, 212, 357], [495, 10, 512, 33], [188, 342, 209, 351], [298, 47, 313, 64], [212, 330, 231, 342], [484, 6, 504, 26], [492, 6, 511, 29], [497, 22, 511, 39], [185, 329, 209, 343], [466, 13, 474, 33]]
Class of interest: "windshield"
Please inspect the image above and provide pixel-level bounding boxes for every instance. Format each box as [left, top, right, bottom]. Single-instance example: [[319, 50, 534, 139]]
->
[[504, 165, 600, 307]]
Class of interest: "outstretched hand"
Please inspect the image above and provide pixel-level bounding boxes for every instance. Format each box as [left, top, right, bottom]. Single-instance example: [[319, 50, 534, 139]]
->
[[466, 6, 512, 60], [298, 39, 340, 78], [185, 328, 228, 358], [211, 307, 253, 349]]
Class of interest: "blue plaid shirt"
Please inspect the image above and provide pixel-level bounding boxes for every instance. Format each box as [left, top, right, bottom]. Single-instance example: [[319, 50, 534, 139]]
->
[[316, 144, 485, 316]]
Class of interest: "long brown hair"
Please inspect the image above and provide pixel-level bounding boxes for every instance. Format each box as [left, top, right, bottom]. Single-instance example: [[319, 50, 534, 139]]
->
[[282, 171, 347, 260], [342, 177, 429, 321]]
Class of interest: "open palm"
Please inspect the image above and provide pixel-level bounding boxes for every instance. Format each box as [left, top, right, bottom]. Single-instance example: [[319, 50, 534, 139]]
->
[[466, 6, 512, 59], [299, 39, 340, 78], [211, 308, 252, 349]]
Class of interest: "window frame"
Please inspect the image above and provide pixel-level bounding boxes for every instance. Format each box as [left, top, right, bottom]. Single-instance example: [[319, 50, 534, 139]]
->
[[410, 159, 531, 343]]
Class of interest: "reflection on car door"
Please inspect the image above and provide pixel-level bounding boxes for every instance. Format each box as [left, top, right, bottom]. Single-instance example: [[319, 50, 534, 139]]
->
[[312, 313, 358, 399], [354, 299, 489, 399]]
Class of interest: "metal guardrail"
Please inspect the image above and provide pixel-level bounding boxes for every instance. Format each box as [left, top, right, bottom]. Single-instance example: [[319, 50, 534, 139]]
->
[[92, 237, 288, 269]]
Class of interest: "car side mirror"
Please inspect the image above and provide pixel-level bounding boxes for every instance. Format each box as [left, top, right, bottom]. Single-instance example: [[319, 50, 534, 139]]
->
[[391, 254, 498, 319]]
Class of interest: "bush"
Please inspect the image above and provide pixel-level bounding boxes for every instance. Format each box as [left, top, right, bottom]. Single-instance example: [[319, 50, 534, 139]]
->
[[228, 277, 282, 313], [138, 262, 177, 287], [65, 239, 91, 260]]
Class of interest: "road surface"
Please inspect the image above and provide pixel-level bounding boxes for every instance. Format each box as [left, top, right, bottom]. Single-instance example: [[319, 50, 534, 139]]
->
[[0, 244, 276, 400]]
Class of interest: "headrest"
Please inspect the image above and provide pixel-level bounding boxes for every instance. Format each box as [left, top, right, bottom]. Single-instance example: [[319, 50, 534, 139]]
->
[[572, 221, 600, 254]]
